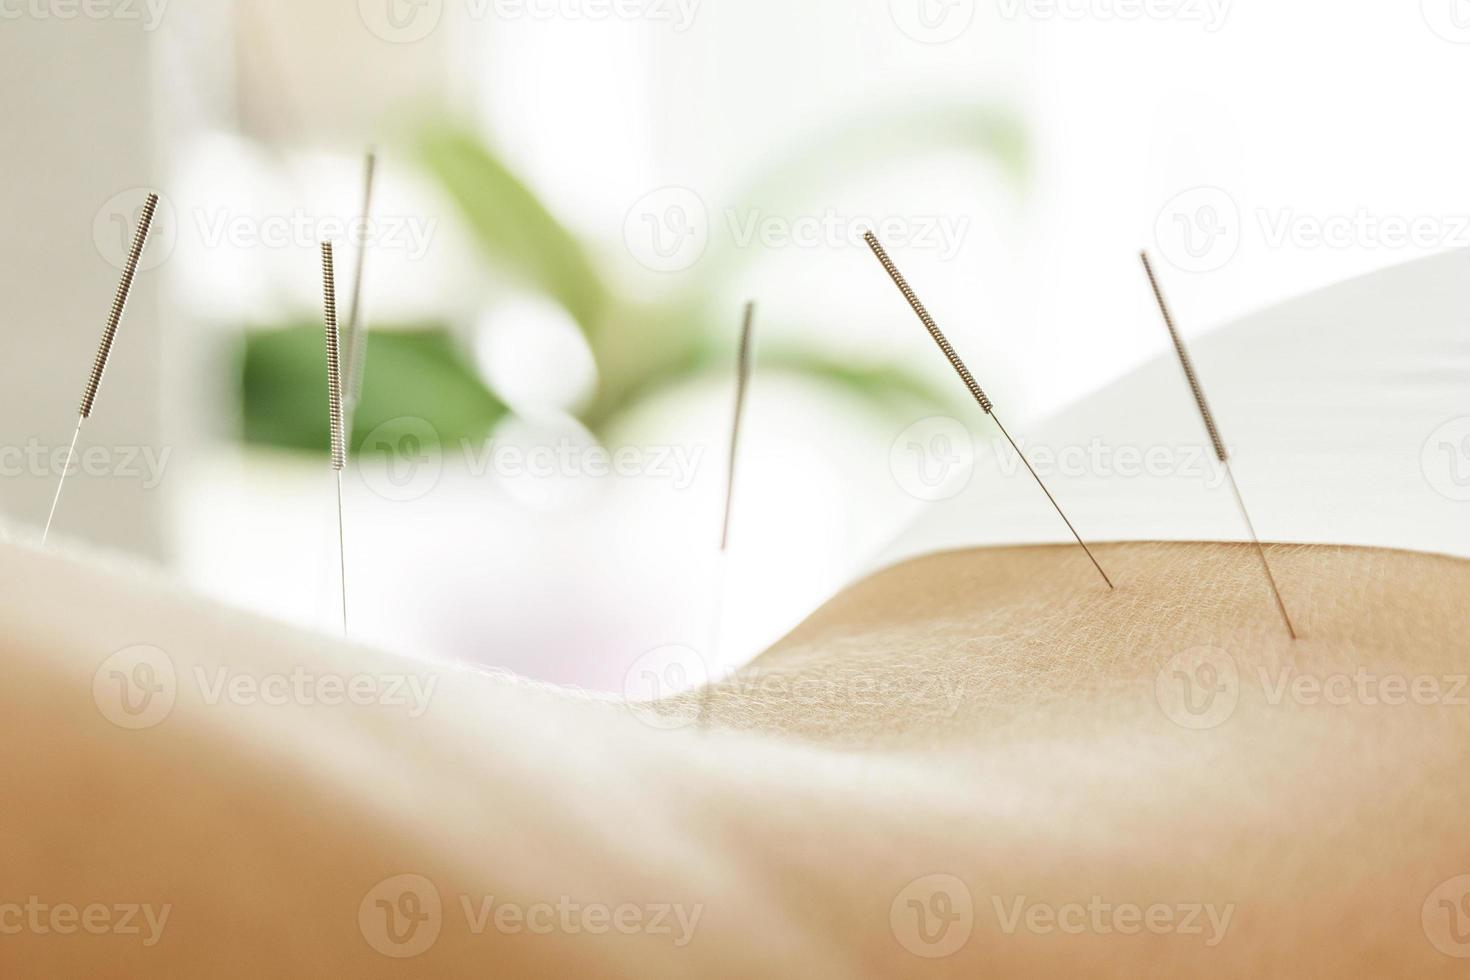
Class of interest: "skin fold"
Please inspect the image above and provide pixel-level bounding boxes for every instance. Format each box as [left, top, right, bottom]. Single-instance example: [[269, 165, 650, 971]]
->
[[1, 540, 1467, 977]]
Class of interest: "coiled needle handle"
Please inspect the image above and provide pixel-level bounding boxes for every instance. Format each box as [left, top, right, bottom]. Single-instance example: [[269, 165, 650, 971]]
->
[[864, 230, 1114, 591], [1140, 250, 1298, 639], [42, 191, 159, 545], [322, 242, 348, 634]]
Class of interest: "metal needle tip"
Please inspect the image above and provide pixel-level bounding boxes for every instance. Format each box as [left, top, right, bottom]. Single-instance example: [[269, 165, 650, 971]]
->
[[720, 301, 755, 553], [42, 191, 159, 545], [1140, 250, 1298, 639], [322, 242, 348, 634], [342, 149, 378, 439], [863, 229, 1115, 591]]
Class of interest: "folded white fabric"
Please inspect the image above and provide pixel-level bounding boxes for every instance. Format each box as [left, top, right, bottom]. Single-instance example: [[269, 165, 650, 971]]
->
[[880, 250, 1470, 568]]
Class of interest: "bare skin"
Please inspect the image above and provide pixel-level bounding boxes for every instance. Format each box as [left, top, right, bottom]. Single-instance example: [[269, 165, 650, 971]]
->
[[1, 540, 1467, 976]]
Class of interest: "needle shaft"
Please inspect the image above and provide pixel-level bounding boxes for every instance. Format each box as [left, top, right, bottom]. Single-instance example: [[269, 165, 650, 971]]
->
[[40, 421, 82, 546], [42, 191, 158, 545], [720, 302, 755, 552], [1140, 250, 1298, 639], [336, 469, 348, 634], [343, 149, 378, 440], [992, 414, 1115, 590], [322, 242, 349, 635], [1223, 462, 1298, 639], [863, 229, 1114, 591]]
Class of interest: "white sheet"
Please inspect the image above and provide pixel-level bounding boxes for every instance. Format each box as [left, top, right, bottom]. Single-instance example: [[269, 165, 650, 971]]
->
[[878, 249, 1470, 569]]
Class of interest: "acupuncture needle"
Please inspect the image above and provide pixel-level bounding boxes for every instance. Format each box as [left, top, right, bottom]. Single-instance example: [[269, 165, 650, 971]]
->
[[720, 301, 756, 553], [321, 241, 349, 634], [863, 230, 1115, 591], [42, 191, 159, 546], [1139, 251, 1298, 639], [698, 302, 757, 728], [341, 149, 377, 442]]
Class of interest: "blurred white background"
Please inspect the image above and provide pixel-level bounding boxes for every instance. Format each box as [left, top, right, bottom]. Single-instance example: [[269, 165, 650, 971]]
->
[[3, 0, 1469, 689]]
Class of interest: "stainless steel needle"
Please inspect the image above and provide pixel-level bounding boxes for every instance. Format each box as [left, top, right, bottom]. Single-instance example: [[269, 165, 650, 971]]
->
[[720, 301, 755, 552], [863, 230, 1115, 590], [42, 191, 159, 546], [700, 303, 758, 727], [1140, 250, 1298, 639], [342, 149, 377, 442], [322, 241, 349, 634]]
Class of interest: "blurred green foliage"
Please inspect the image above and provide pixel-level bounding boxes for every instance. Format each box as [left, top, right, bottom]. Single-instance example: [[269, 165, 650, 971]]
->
[[241, 105, 1027, 454], [244, 323, 505, 452]]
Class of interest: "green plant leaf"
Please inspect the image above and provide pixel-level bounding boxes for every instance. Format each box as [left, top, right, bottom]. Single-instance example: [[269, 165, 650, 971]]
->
[[241, 323, 507, 454], [239, 104, 1028, 455], [418, 124, 608, 333]]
